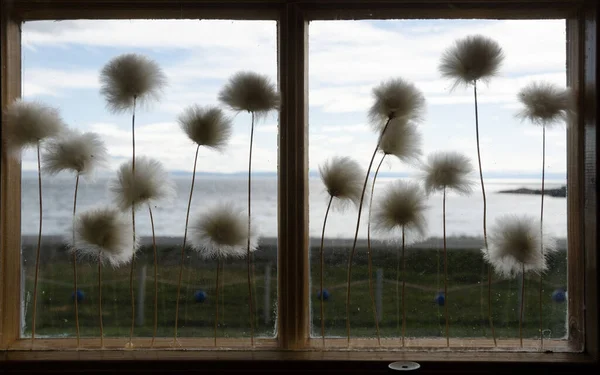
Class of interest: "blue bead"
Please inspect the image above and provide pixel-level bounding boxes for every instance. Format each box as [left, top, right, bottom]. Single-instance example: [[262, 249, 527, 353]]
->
[[71, 289, 84, 303], [552, 288, 566, 303], [434, 292, 445, 306], [317, 289, 330, 301], [194, 290, 207, 303]]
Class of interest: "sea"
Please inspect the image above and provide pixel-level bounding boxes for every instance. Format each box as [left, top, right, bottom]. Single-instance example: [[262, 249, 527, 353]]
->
[[21, 174, 567, 240]]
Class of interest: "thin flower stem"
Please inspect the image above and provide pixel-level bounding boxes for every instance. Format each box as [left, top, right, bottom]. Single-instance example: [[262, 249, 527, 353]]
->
[[72, 174, 80, 347], [367, 154, 385, 346], [320, 196, 333, 347], [247, 111, 256, 346], [443, 187, 449, 347], [148, 204, 158, 348], [539, 125, 546, 349], [99, 257, 104, 348], [31, 141, 43, 347], [401, 225, 406, 348], [346, 117, 392, 345], [520, 263, 525, 348], [128, 96, 137, 348], [221, 262, 225, 323], [174, 144, 200, 343], [396, 236, 400, 337], [474, 81, 497, 346], [215, 258, 221, 347]]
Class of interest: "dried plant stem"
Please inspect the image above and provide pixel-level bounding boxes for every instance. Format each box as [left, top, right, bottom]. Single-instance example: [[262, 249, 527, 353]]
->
[[520, 263, 525, 348], [247, 111, 256, 346], [401, 226, 406, 347], [396, 238, 400, 336], [221, 262, 225, 323], [320, 196, 333, 347], [31, 142, 43, 347], [474, 81, 497, 346], [72, 174, 81, 347], [366, 154, 385, 346], [539, 126, 546, 349], [443, 187, 449, 347], [128, 96, 137, 348], [148, 204, 158, 348], [215, 259, 221, 347], [174, 144, 200, 343], [98, 257, 104, 348], [346, 117, 392, 345]]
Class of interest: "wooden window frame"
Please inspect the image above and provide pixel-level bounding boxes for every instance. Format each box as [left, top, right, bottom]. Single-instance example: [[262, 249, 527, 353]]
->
[[0, 0, 598, 372]]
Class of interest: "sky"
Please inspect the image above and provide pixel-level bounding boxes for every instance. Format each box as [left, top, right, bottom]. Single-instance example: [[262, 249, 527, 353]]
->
[[20, 18, 568, 178]]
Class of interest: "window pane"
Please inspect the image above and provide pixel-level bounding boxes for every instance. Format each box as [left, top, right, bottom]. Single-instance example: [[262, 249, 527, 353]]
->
[[21, 19, 278, 342], [308, 19, 568, 347]]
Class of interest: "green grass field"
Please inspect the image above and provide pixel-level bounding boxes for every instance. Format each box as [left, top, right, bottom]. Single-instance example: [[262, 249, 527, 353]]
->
[[21, 239, 567, 341]]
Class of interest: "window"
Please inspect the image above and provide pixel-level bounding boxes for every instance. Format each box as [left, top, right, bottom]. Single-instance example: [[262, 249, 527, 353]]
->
[[1, 0, 598, 371]]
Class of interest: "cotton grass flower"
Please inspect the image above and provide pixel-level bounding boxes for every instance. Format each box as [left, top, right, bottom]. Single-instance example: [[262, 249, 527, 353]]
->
[[483, 215, 557, 346], [371, 180, 426, 347], [3, 100, 64, 155], [110, 156, 174, 347], [42, 129, 107, 346], [218, 71, 280, 345], [110, 156, 174, 211], [72, 206, 136, 348], [421, 151, 474, 195], [100, 53, 166, 113], [218, 71, 280, 117], [439, 34, 504, 346], [43, 130, 108, 178], [421, 151, 474, 347], [517, 82, 572, 126], [368, 78, 426, 130], [317, 156, 365, 345], [346, 77, 425, 344], [173, 105, 233, 344], [188, 203, 258, 346], [517, 81, 573, 348], [439, 35, 504, 89], [178, 105, 233, 150], [365, 119, 422, 345], [319, 156, 364, 210], [3, 99, 64, 346]]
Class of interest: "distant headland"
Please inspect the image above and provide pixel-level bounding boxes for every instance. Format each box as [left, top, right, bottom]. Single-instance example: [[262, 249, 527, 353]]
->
[[498, 185, 566, 197]]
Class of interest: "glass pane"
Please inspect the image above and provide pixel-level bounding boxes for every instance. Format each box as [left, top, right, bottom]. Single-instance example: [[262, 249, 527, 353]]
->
[[20, 19, 278, 343], [308, 19, 568, 348]]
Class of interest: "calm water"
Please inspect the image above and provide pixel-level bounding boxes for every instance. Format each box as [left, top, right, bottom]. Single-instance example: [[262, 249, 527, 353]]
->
[[21, 174, 567, 240]]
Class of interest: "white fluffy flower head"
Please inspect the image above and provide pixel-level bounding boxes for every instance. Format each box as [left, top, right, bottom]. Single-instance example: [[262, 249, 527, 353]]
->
[[483, 215, 557, 278], [110, 156, 175, 211], [189, 203, 258, 259], [3, 100, 64, 155], [177, 105, 233, 150], [43, 129, 108, 177], [372, 180, 427, 241], [218, 71, 280, 118], [517, 81, 573, 126], [71, 206, 137, 267], [379, 119, 422, 165], [100, 53, 167, 113], [421, 151, 474, 195], [439, 34, 504, 89], [319, 156, 365, 211], [368, 78, 426, 130]]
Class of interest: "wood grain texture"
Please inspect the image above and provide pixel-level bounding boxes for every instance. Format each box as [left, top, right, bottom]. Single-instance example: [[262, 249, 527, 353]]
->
[[582, 0, 598, 361], [566, 16, 586, 353], [0, 5, 22, 349], [277, 2, 309, 350]]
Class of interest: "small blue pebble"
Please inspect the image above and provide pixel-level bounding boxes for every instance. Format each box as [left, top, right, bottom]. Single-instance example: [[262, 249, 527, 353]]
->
[[434, 292, 445, 306], [71, 289, 84, 303], [194, 290, 207, 303], [317, 289, 330, 301], [552, 288, 566, 303]]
